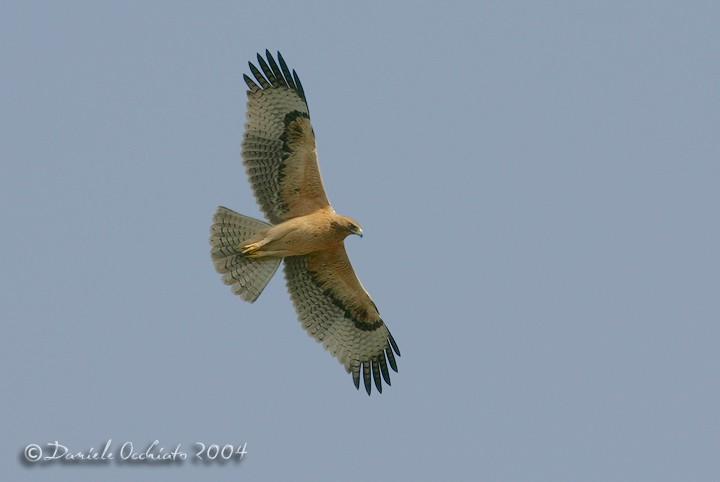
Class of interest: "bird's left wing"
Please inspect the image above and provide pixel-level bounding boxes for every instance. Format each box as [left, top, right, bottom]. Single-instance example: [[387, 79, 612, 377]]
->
[[242, 50, 331, 224], [284, 246, 400, 395]]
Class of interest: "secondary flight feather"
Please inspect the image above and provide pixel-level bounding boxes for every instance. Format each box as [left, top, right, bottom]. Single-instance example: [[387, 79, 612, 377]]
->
[[210, 50, 400, 395]]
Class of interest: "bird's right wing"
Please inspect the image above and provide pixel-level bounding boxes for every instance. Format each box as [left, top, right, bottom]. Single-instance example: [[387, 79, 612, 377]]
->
[[242, 50, 331, 224], [284, 245, 400, 395]]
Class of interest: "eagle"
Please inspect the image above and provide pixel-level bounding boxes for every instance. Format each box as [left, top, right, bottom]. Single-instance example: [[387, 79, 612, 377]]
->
[[210, 50, 400, 395]]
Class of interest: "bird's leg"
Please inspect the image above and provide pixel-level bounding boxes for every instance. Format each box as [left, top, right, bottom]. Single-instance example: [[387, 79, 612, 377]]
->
[[241, 221, 295, 258], [240, 239, 267, 257], [240, 230, 282, 258]]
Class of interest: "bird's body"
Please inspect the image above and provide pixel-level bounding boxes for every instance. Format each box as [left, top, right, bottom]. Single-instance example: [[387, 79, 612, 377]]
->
[[240, 208, 359, 258], [210, 51, 399, 395]]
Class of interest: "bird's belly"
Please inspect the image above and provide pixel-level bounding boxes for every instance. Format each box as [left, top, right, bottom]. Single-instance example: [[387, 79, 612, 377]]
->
[[264, 220, 338, 256]]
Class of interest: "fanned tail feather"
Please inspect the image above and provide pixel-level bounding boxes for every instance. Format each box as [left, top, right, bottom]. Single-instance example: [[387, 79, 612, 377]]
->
[[210, 206, 281, 302]]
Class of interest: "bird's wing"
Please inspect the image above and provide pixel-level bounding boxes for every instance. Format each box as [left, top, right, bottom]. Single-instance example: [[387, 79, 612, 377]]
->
[[284, 245, 400, 395], [242, 50, 331, 224]]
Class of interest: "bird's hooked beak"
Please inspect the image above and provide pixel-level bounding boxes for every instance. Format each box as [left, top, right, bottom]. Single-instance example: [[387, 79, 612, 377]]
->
[[354, 227, 364, 238]]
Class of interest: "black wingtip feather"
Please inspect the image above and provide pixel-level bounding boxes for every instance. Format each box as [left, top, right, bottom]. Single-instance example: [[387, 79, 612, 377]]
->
[[276, 51, 296, 90], [265, 50, 287, 88], [352, 366, 360, 390], [362, 362, 372, 395], [292, 69, 305, 100], [256, 53, 278, 87], [388, 332, 401, 356], [372, 360, 383, 393], [245, 51, 307, 107], [380, 354, 392, 385], [243, 73, 259, 91], [386, 347, 398, 372], [248, 61, 270, 89]]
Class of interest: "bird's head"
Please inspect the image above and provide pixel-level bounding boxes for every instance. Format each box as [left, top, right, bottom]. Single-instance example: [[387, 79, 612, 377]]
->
[[335, 215, 364, 238]]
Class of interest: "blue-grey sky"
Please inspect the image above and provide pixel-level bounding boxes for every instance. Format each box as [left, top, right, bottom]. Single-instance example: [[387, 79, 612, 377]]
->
[[2, 1, 719, 481]]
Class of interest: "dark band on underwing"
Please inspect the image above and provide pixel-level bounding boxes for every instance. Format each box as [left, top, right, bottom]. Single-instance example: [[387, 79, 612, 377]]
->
[[306, 269, 384, 331], [274, 110, 312, 215]]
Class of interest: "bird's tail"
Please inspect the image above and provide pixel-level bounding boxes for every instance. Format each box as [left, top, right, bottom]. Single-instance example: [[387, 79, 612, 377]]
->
[[210, 206, 281, 302]]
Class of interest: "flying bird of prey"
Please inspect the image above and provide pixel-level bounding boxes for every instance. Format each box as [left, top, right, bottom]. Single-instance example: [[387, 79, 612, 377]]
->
[[210, 50, 399, 395]]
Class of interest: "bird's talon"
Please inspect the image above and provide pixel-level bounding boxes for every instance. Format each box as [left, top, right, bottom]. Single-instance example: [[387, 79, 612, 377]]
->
[[240, 243, 259, 255]]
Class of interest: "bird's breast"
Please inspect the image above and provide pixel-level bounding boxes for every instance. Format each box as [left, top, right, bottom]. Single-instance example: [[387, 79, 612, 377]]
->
[[266, 212, 343, 256]]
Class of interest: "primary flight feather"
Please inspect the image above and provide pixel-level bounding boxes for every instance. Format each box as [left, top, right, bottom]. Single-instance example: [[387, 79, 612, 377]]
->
[[210, 50, 399, 395]]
